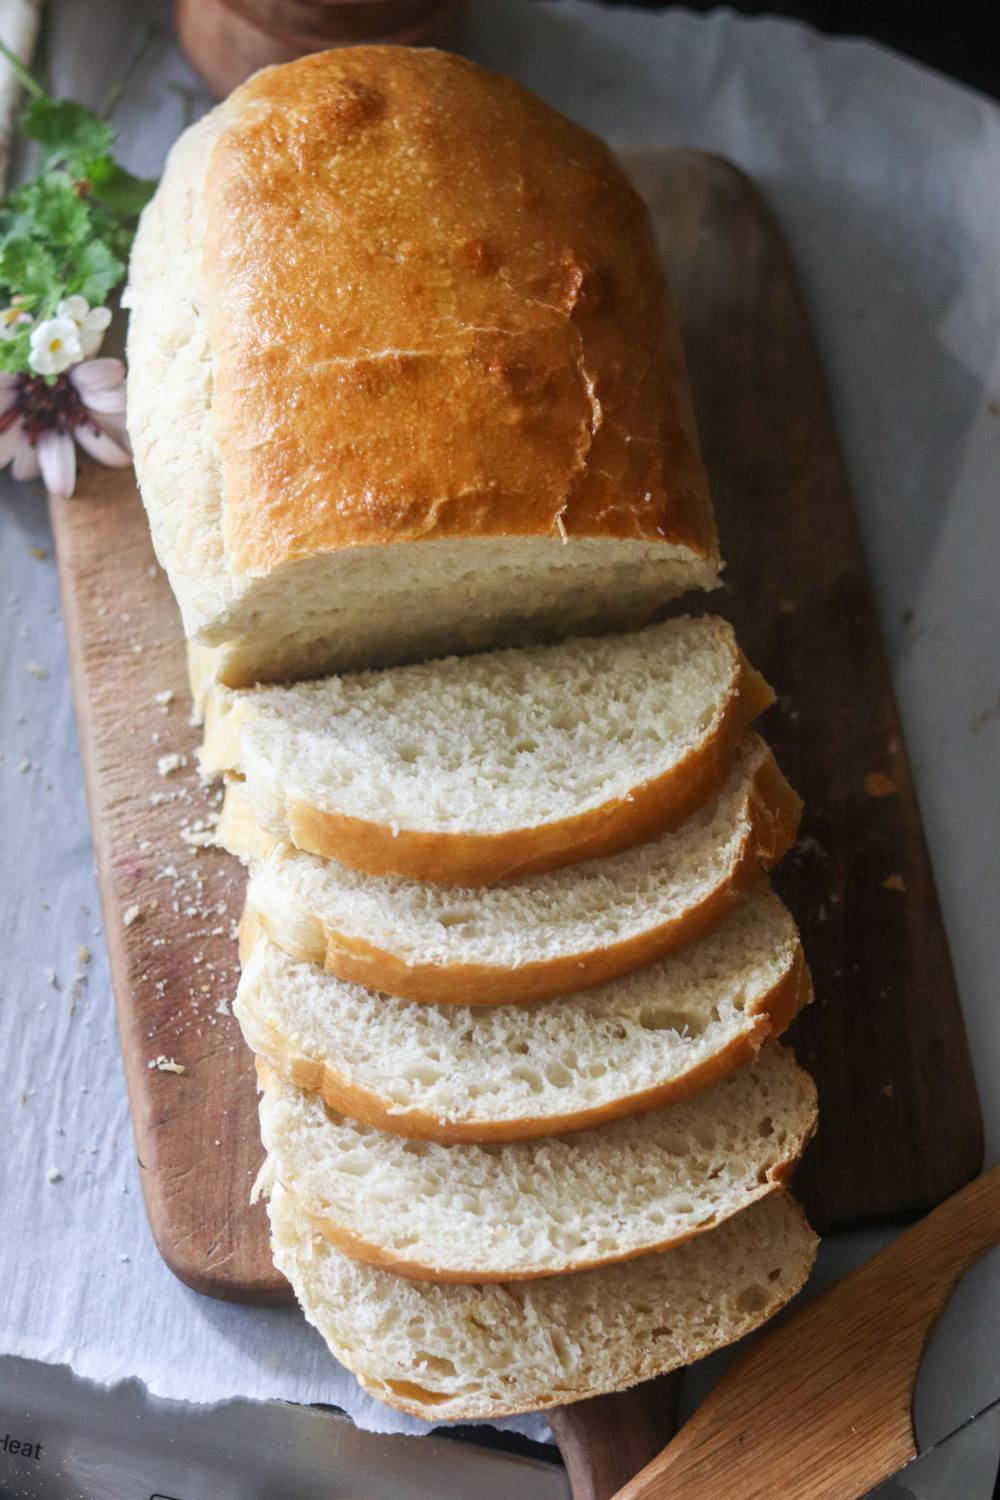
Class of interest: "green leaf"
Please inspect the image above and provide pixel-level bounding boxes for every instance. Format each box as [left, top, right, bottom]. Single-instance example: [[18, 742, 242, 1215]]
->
[[66, 238, 124, 305], [20, 97, 115, 168], [83, 158, 156, 219], [0, 235, 60, 300], [0, 331, 32, 374], [9, 175, 92, 247]]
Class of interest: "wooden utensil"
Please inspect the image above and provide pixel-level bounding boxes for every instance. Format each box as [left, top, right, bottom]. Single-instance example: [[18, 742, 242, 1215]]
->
[[611, 1164, 1000, 1499]]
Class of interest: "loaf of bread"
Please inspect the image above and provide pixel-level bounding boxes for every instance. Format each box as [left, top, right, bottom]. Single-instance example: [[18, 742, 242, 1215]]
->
[[224, 733, 801, 1004], [237, 885, 810, 1142], [199, 616, 772, 884], [268, 1182, 817, 1420], [126, 47, 719, 705], [258, 1046, 816, 1281]]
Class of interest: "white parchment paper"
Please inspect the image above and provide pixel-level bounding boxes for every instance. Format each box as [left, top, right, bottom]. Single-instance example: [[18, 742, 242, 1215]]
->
[[1, 0, 998, 1450]]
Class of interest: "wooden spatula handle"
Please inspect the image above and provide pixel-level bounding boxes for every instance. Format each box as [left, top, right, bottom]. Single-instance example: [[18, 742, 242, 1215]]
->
[[550, 1372, 682, 1500], [611, 1165, 1000, 1500]]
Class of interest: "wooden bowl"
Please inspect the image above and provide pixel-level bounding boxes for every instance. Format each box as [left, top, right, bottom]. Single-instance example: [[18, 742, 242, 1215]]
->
[[176, 0, 463, 98]]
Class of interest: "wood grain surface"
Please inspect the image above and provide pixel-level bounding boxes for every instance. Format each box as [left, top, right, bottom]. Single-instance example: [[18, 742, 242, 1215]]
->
[[625, 148, 983, 1233], [49, 150, 982, 1326], [611, 1164, 1000, 1500]]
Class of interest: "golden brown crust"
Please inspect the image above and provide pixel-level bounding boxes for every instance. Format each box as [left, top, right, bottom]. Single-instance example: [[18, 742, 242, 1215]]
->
[[256, 652, 773, 885], [243, 744, 802, 1005], [201, 48, 717, 581], [240, 918, 813, 1144]]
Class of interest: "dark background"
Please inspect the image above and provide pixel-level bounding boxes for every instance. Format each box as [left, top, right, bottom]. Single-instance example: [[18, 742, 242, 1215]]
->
[[585, 2, 1000, 100]]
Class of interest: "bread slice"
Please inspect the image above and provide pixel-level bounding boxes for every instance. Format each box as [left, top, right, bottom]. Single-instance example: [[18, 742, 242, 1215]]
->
[[227, 733, 801, 1004], [257, 1046, 816, 1283], [236, 884, 811, 1143], [199, 617, 773, 885], [268, 1183, 817, 1420]]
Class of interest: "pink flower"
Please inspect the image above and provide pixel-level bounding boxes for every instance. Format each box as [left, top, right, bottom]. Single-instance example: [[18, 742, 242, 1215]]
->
[[0, 358, 131, 499]]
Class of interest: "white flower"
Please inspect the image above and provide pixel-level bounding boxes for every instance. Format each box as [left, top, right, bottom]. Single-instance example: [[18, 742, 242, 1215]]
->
[[57, 295, 113, 358], [1, 358, 131, 499], [28, 317, 83, 376]]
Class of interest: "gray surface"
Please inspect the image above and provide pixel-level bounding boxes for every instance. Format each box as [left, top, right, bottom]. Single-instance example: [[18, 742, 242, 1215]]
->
[[1, 0, 998, 1474]]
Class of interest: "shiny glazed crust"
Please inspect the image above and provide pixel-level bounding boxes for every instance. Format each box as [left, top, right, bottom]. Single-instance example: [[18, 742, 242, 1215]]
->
[[127, 47, 719, 660], [203, 48, 717, 572]]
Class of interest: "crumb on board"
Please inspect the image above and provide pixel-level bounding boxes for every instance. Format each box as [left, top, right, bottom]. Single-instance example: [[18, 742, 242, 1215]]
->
[[148, 1055, 186, 1075], [882, 1083, 894, 1100], [30, 546, 47, 561], [180, 817, 217, 849], [122, 903, 142, 927], [27, 661, 49, 680], [19, 758, 31, 773], [44, 967, 59, 988], [47, 1167, 63, 1184], [157, 753, 188, 777], [883, 874, 907, 893], [864, 771, 898, 798], [78, 944, 90, 966]]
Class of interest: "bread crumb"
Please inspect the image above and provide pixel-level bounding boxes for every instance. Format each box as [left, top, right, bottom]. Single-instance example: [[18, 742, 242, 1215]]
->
[[27, 661, 49, 680], [78, 944, 90, 965], [883, 874, 906, 893], [44, 967, 59, 988], [148, 1055, 186, 1074], [154, 689, 175, 709], [122, 903, 142, 927], [18, 758, 31, 773], [47, 1167, 63, 1183], [29, 546, 47, 560], [157, 753, 187, 777], [864, 772, 898, 798], [180, 817, 216, 849], [882, 1083, 894, 1100]]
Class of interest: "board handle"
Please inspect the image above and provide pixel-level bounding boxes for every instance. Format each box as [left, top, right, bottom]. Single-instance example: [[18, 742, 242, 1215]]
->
[[549, 1372, 682, 1500], [610, 1165, 1000, 1500]]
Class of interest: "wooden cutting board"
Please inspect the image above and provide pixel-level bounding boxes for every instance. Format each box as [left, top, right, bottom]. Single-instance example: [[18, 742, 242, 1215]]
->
[[49, 149, 981, 1312]]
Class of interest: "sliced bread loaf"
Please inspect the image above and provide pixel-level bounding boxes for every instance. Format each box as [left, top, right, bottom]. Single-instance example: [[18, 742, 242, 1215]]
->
[[199, 617, 773, 885], [257, 1046, 816, 1282], [236, 885, 811, 1142], [268, 1183, 817, 1420], [228, 733, 801, 1004]]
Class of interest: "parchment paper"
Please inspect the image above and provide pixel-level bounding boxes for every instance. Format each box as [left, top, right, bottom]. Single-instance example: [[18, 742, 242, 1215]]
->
[[1, 0, 997, 1449]]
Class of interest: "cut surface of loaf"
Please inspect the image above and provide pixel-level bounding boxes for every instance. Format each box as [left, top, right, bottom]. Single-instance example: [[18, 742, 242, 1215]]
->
[[228, 733, 801, 1003], [236, 885, 811, 1141], [258, 1047, 816, 1282], [199, 617, 773, 884], [127, 47, 719, 699], [268, 1183, 817, 1420]]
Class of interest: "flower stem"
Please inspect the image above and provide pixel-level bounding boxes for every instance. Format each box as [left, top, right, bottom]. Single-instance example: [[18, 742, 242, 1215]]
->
[[0, 37, 45, 99]]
